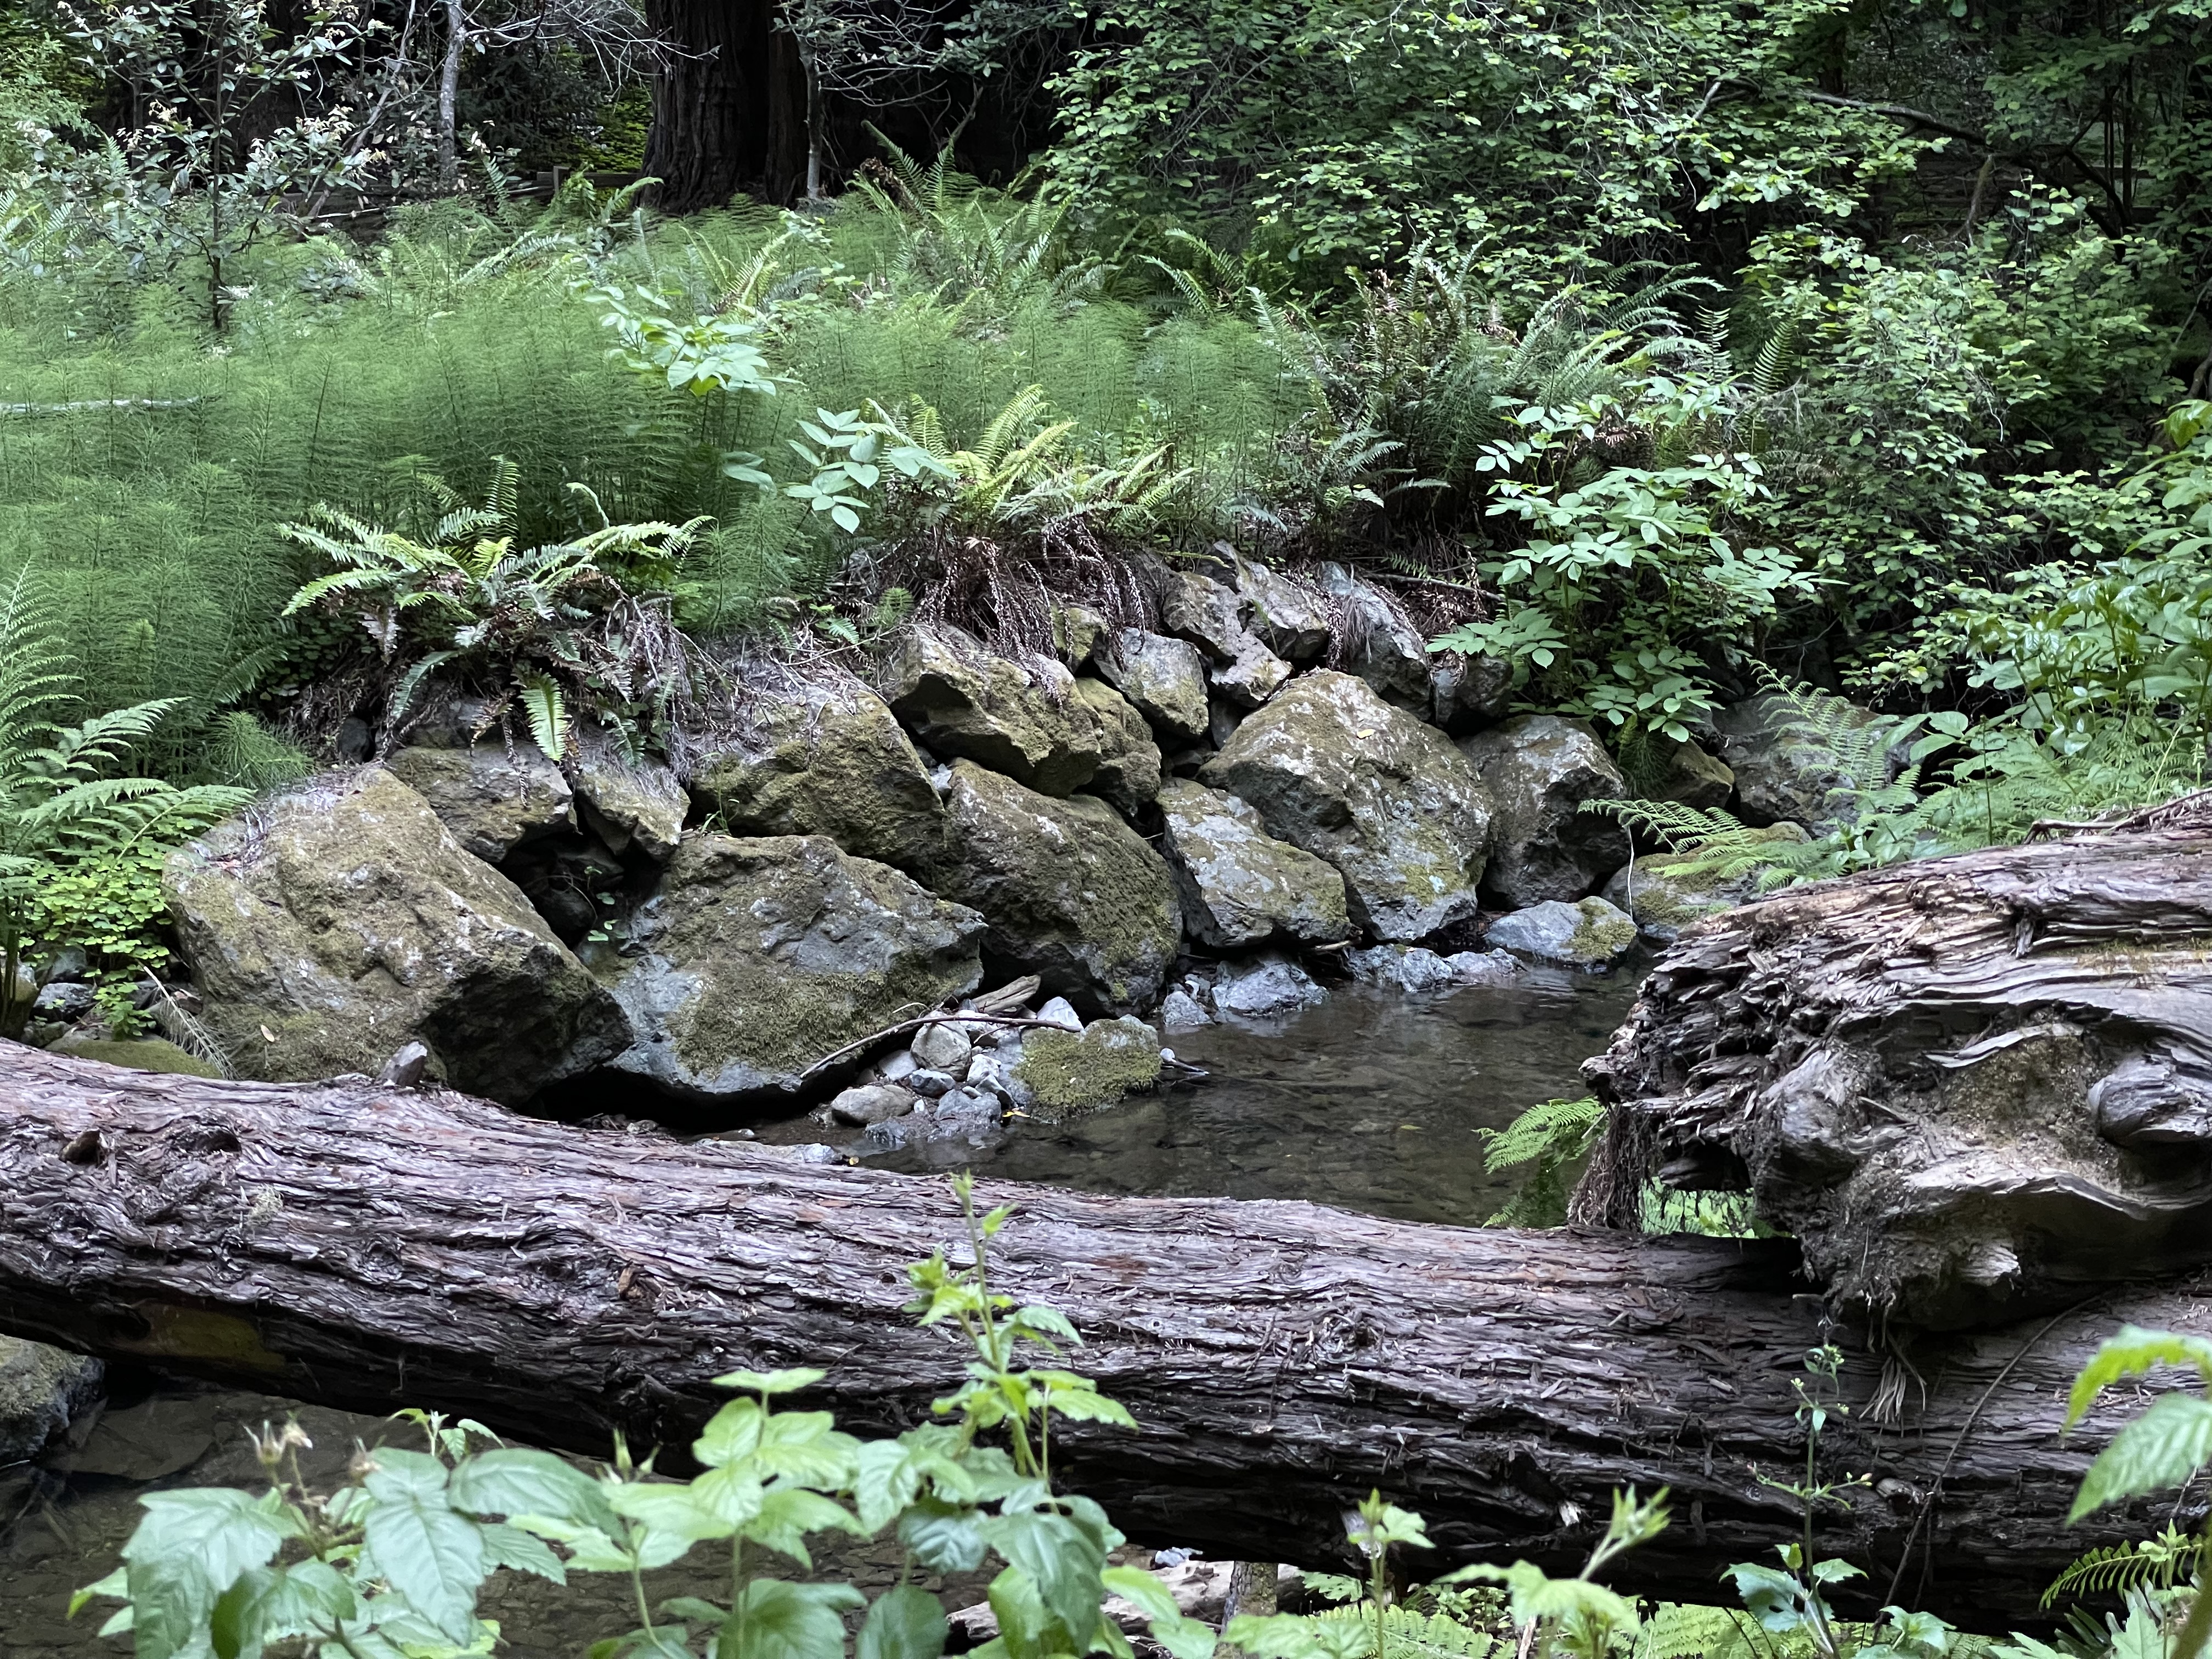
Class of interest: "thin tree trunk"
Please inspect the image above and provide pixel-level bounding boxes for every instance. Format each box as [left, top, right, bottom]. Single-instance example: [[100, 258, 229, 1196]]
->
[[437, 0, 466, 193], [0, 1046, 2192, 1622]]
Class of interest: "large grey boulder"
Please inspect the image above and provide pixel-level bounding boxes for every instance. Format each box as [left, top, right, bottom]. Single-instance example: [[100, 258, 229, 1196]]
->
[[1211, 954, 1328, 1020], [570, 752, 689, 860], [601, 833, 985, 1102], [1233, 555, 1331, 661], [1071, 676, 1164, 816], [1199, 672, 1492, 941], [1714, 693, 1886, 832], [925, 760, 1182, 1013], [690, 682, 946, 874], [1155, 778, 1350, 949], [1211, 639, 1292, 710], [1484, 897, 1638, 969], [1322, 567, 1432, 713], [884, 629, 1103, 796], [1458, 715, 1631, 907], [1099, 629, 1211, 742], [1600, 823, 1809, 943], [383, 741, 572, 864], [1645, 735, 1735, 810], [164, 768, 628, 1103], [1155, 567, 1248, 661]]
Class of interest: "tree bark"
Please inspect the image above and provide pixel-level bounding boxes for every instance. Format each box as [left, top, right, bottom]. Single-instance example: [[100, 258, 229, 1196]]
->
[[1575, 808, 2212, 1330], [644, 0, 806, 210], [0, 1046, 2193, 1623]]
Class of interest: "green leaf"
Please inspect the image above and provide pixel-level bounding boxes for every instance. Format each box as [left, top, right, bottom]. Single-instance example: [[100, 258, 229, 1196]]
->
[[716, 1367, 828, 1396], [482, 1522, 567, 1583], [858, 1584, 950, 1659], [900, 1497, 989, 1574], [2066, 1328, 2212, 1427], [2070, 1393, 2212, 1519], [718, 1578, 866, 1659], [743, 1486, 865, 1566], [449, 1449, 613, 1533], [980, 1508, 1108, 1648], [608, 1482, 736, 1566], [362, 1448, 490, 1642]]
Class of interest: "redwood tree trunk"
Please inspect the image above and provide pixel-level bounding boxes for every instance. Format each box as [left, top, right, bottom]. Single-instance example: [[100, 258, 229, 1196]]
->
[[0, 1047, 2193, 1622], [644, 0, 806, 210]]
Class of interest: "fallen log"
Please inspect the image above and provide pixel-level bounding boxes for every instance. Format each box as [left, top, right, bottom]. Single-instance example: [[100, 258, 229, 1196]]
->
[[0, 1046, 2195, 1622], [1575, 806, 2212, 1329]]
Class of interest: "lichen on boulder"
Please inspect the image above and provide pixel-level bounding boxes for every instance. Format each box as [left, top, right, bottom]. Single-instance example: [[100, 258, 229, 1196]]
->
[[163, 767, 628, 1103], [569, 751, 689, 860], [1199, 670, 1492, 941], [1071, 676, 1164, 816], [1011, 1015, 1163, 1121], [690, 681, 946, 873], [1458, 714, 1630, 907], [924, 760, 1182, 1013], [601, 833, 985, 1102], [1155, 778, 1350, 949], [883, 627, 1104, 796], [1484, 897, 1639, 968]]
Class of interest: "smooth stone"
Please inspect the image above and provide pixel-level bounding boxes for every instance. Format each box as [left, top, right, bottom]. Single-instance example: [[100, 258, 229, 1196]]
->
[[1210, 639, 1292, 710], [1443, 948, 1523, 986], [1430, 651, 1515, 734], [911, 1019, 975, 1075], [830, 1084, 920, 1126], [1211, 954, 1327, 1020], [908, 1068, 959, 1098], [32, 981, 95, 1021], [1345, 945, 1463, 993], [1155, 566, 1248, 661], [1232, 554, 1331, 660], [1320, 566, 1432, 712], [1159, 989, 1213, 1033], [1037, 996, 1084, 1032], [1071, 676, 1164, 816]]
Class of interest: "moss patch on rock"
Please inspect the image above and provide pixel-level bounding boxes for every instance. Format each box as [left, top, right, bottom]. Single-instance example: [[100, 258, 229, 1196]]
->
[[1013, 1017, 1163, 1121]]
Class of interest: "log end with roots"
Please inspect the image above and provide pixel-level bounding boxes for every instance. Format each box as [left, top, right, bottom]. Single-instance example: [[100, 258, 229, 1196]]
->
[[1572, 799, 2212, 1330]]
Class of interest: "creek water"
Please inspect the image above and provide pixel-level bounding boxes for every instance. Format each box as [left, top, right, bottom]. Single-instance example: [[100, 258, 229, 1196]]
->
[[0, 966, 1645, 1651], [865, 968, 1644, 1228]]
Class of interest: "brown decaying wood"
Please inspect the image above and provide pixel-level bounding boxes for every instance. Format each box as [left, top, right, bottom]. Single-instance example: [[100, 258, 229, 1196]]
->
[[0, 1047, 2197, 1622]]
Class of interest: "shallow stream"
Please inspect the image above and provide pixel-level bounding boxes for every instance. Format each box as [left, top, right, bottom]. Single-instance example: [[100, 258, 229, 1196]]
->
[[0, 966, 1645, 1650]]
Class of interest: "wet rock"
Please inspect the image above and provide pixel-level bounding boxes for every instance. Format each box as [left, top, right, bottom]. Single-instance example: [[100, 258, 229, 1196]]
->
[[1645, 735, 1735, 810], [1458, 715, 1631, 907], [924, 761, 1182, 1014], [32, 980, 95, 1022], [1444, 948, 1523, 986], [383, 740, 572, 864], [1599, 824, 1809, 942], [569, 752, 688, 861], [1071, 676, 1164, 816], [0, 1336, 101, 1463], [1484, 897, 1639, 968], [1036, 995, 1084, 1032], [377, 1040, 431, 1087], [1321, 567, 1432, 713], [861, 1086, 1003, 1155], [1431, 652, 1515, 734], [1346, 945, 1464, 993], [1101, 629, 1211, 743], [864, 1048, 922, 1086], [164, 768, 627, 1103], [907, 1068, 959, 1098], [1212, 954, 1327, 1020], [910, 1019, 974, 1076], [884, 629, 1104, 797], [830, 1083, 919, 1126], [690, 683, 946, 874], [1714, 693, 1885, 832], [1200, 672, 1492, 941], [1159, 989, 1212, 1032], [1156, 778, 1351, 949], [602, 834, 985, 1102], [1211, 639, 1293, 710], [1011, 1015, 1164, 1121], [1233, 555, 1331, 661], [45, 1032, 227, 1077]]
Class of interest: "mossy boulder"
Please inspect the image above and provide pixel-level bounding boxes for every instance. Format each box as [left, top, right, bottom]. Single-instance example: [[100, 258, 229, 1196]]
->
[[1644, 734, 1735, 810], [1483, 896, 1639, 968], [883, 628, 1104, 796], [1430, 651, 1515, 734], [690, 683, 946, 874], [1199, 670, 1492, 941], [1322, 567, 1432, 713], [1011, 1015, 1163, 1122], [47, 1032, 226, 1079], [164, 768, 629, 1103], [1599, 823, 1810, 942], [1099, 628, 1211, 742], [1714, 693, 1886, 833], [1458, 715, 1631, 907], [0, 1335, 101, 1463], [1155, 778, 1350, 949], [602, 833, 986, 1103], [1071, 677, 1164, 817], [569, 752, 689, 860], [384, 740, 573, 864], [924, 760, 1182, 1013], [1232, 554, 1331, 661], [1155, 567, 1247, 661]]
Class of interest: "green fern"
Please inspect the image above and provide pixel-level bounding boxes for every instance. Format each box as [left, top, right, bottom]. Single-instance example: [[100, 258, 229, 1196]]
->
[[2044, 1529, 2207, 1610], [1639, 1601, 1754, 1659]]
